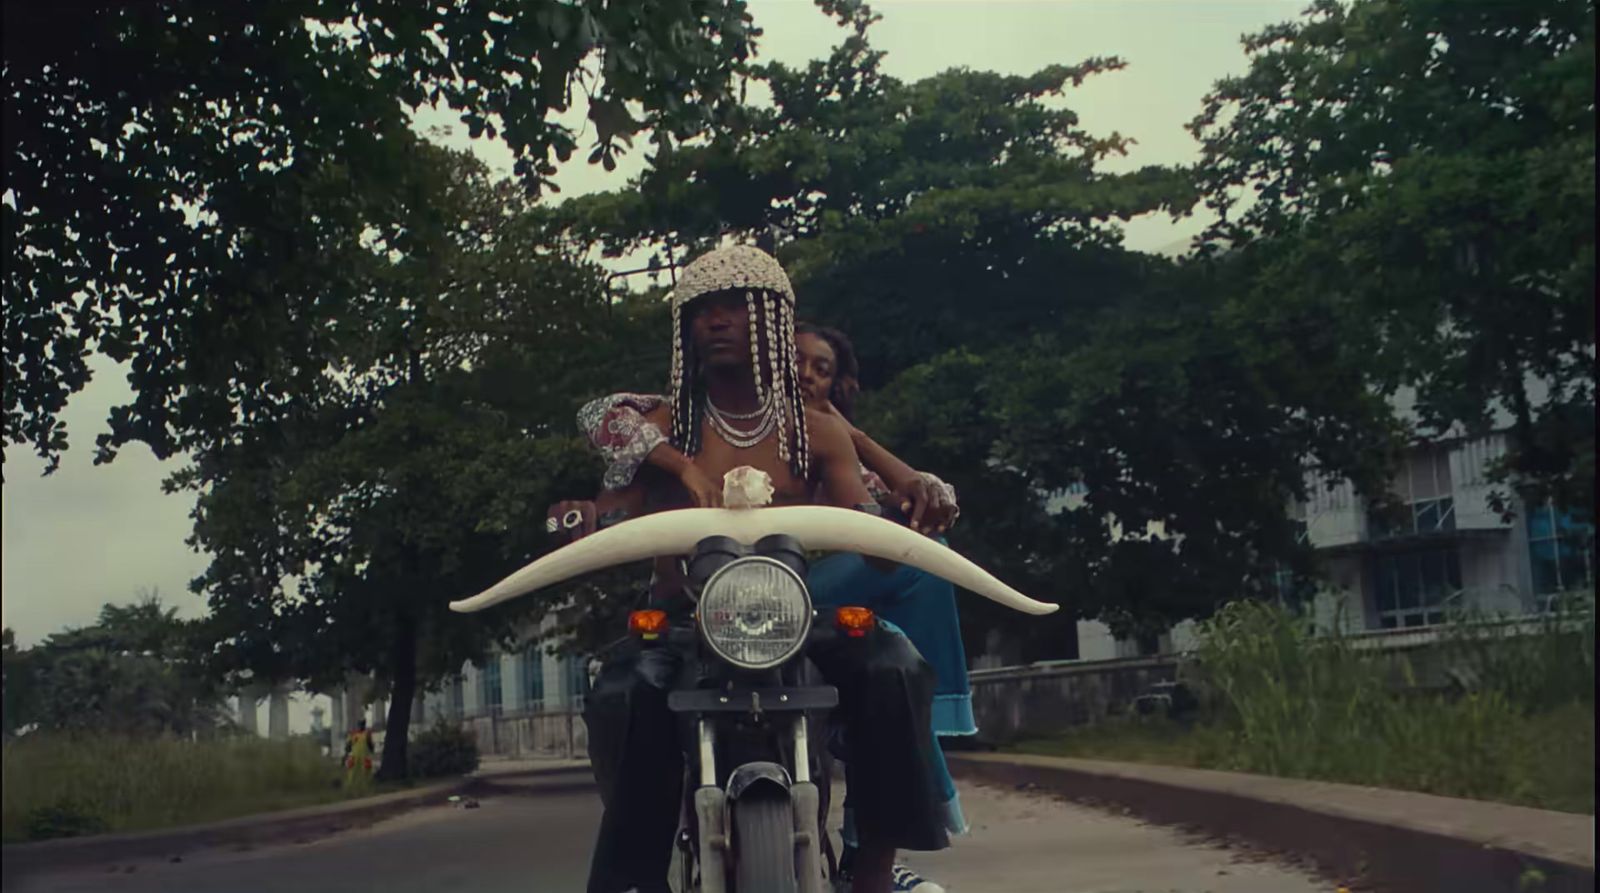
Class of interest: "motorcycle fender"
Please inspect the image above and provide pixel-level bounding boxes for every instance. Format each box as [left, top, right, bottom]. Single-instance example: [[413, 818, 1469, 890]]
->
[[694, 785, 730, 893], [724, 761, 792, 802], [790, 780, 825, 893]]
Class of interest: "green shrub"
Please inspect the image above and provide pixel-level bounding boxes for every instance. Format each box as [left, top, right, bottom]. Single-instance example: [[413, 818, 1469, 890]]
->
[[408, 720, 479, 779], [23, 798, 110, 841], [1182, 599, 1595, 812], [1191, 600, 1393, 778], [1437, 592, 1596, 710]]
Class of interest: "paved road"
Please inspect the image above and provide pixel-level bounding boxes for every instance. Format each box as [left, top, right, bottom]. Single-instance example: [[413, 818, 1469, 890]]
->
[[17, 772, 1332, 893]]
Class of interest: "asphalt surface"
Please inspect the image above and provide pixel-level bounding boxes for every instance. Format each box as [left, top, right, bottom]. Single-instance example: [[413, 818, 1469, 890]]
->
[[15, 771, 1332, 893]]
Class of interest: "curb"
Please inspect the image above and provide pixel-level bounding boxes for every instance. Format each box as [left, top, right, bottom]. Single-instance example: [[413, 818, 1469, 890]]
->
[[1, 762, 592, 884], [949, 752, 1595, 893]]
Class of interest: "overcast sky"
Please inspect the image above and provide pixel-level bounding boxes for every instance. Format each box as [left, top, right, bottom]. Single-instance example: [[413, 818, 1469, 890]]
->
[[2, 0, 1302, 728]]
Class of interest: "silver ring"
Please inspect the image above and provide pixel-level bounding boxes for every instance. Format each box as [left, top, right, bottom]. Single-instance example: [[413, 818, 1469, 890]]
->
[[545, 517, 560, 533], [562, 509, 585, 530]]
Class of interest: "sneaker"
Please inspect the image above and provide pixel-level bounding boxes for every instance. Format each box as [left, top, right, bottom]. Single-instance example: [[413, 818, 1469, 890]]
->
[[891, 863, 946, 893]]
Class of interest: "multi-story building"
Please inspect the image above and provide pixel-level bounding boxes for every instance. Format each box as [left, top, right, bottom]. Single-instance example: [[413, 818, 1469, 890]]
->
[[1297, 380, 1591, 633], [1075, 385, 1593, 658], [1297, 433, 1590, 632]]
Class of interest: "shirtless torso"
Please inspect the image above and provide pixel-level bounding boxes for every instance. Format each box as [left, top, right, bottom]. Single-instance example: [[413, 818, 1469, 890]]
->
[[637, 403, 865, 507], [629, 402, 871, 596]]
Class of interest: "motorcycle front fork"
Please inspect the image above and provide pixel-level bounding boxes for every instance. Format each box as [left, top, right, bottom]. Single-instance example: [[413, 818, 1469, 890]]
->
[[686, 713, 826, 893]]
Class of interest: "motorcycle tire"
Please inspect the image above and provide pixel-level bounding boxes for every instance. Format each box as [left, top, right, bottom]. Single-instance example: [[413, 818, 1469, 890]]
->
[[733, 789, 797, 893]]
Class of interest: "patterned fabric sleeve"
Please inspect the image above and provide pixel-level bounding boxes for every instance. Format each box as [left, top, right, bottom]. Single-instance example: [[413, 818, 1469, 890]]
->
[[575, 392, 668, 492]]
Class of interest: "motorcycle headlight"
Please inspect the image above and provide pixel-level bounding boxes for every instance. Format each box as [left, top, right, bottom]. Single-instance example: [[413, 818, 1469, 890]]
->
[[698, 557, 813, 670]]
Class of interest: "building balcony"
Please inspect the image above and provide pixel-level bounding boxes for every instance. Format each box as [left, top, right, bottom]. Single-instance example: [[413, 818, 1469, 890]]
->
[[1312, 496, 1512, 556]]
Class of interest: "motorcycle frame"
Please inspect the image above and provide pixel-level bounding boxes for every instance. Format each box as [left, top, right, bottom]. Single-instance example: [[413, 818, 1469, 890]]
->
[[660, 534, 839, 893]]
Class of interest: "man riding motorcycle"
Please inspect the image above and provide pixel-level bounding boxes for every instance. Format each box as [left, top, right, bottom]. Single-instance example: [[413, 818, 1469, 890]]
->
[[549, 246, 950, 893]]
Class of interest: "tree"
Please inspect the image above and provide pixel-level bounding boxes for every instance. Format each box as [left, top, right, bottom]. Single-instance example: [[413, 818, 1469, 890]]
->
[[559, 30, 1193, 384], [3, 592, 230, 737], [3, 627, 38, 737], [176, 139, 666, 778], [4, 0, 868, 475], [1188, 0, 1596, 515], [554, 32, 1400, 646], [863, 260, 1401, 651]]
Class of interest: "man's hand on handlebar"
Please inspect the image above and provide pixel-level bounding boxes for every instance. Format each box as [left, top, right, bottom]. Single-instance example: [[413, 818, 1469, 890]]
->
[[546, 500, 598, 543]]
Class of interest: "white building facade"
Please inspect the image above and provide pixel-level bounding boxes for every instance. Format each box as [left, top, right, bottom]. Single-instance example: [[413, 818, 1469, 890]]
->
[[1075, 387, 1594, 658], [415, 614, 594, 758], [1296, 432, 1591, 632]]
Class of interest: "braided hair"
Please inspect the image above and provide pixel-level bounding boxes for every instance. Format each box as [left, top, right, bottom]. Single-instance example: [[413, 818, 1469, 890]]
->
[[795, 322, 861, 422], [668, 287, 810, 481]]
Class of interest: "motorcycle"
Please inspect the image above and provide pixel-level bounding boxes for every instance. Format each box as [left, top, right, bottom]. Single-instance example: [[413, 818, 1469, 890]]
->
[[451, 475, 1056, 893]]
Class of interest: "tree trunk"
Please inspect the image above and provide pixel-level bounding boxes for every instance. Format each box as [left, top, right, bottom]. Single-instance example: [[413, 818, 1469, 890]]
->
[[376, 612, 418, 782]]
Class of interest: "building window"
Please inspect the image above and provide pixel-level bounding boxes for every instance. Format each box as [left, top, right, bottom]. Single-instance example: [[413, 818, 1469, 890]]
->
[[522, 647, 545, 712], [1373, 547, 1463, 628], [449, 676, 464, 719], [1369, 449, 1455, 539], [563, 654, 589, 709], [1270, 520, 1311, 608], [479, 659, 503, 717], [1527, 502, 1595, 606]]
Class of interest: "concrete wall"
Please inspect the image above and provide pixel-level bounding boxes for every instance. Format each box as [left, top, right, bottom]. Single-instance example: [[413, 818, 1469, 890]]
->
[[464, 709, 589, 759], [961, 618, 1576, 745], [967, 656, 1180, 744]]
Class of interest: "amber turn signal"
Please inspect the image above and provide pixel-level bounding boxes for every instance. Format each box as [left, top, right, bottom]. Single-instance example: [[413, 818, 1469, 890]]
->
[[628, 609, 669, 640], [834, 606, 876, 638]]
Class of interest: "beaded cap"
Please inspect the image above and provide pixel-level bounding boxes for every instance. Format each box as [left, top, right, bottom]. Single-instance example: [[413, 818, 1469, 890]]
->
[[669, 244, 796, 310]]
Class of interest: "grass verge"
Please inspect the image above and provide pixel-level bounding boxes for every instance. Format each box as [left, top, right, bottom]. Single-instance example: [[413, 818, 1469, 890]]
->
[[1, 734, 412, 843], [1011, 703, 1593, 814], [1010, 599, 1595, 816]]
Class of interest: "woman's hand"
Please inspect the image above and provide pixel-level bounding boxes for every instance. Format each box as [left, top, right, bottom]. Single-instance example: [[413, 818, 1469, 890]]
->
[[889, 476, 958, 536], [678, 464, 724, 508]]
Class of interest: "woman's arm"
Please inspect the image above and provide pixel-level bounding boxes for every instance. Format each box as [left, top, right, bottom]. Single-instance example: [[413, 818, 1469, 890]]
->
[[574, 393, 720, 506], [837, 414, 960, 533], [850, 426, 920, 494]]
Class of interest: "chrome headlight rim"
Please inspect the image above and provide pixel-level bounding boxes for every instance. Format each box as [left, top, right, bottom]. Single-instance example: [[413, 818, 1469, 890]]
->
[[698, 555, 813, 671]]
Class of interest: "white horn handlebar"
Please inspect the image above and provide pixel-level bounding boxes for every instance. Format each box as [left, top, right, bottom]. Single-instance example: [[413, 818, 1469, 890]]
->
[[449, 506, 1058, 616]]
